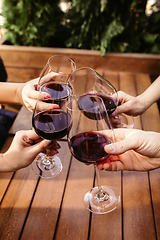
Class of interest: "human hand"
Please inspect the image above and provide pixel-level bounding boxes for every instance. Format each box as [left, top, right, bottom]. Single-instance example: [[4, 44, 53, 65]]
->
[[21, 73, 62, 112], [112, 91, 146, 116], [97, 128, 160, 171], [1, 130, 60, 172]]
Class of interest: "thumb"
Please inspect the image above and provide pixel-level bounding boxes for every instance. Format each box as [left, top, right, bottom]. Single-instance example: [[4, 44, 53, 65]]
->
[[112, 102, 129, 116], [104, 138, 134, 155]]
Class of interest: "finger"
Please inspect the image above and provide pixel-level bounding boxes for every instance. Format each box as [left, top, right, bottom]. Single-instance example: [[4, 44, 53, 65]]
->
[[21, 130, 41, 143], [109, 116, 121, 128], [35, 101, 60, 111], [112, 103, 130, 116], [29, 139, 50, 156], [38, 91, 51, 100], [45, 140, 61, 150], [102, 160, 124, 171], [38, 72, 63, 87], [23, 98, 37, 112], [104, 136, 137, 155]]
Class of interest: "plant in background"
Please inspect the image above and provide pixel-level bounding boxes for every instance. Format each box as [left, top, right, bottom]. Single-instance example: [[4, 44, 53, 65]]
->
[[1, 0, 160, 55], [2, 0, 69, 47], [65, 0, 160, 55]]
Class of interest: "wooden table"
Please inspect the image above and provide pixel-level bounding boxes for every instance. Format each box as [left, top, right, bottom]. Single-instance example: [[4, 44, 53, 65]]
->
[[0, 70, 160, 240]]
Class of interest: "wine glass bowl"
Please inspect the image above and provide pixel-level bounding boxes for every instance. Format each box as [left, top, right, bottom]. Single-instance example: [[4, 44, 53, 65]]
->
[[115, 113, 134, 129], [38, 55, 76, 88], [68, 67, 119, 116]]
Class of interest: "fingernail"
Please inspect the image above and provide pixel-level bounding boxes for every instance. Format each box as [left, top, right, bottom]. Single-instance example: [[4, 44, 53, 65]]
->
[[56, 142, 61, 149], [53, 105, 60, 109], [104, 144, 115, 152], [47, 140, 53, 146], [44, 93, 51, 99], [23, 136, 34, 145], [51, 141, 61, 149]]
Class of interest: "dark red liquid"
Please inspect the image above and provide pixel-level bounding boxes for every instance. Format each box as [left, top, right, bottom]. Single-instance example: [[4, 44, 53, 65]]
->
[[78, 93, 117, 116], [33, 110, 71, 140], [41, 82, 71, 107], [69, 131, 112, 164]]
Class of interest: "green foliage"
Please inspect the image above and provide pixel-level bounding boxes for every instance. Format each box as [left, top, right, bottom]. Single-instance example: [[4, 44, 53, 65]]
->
[[66, 0, 160, 55], [2, 0, 69, 47], [2, 0, 160, 55]]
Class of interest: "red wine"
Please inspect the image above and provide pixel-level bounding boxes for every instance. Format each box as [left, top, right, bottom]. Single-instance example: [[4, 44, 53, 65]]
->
[[41, 82, 71, 107], [69, 131, 112, 164], [78, 93, 117, 116], [33, 110, 71, 140]]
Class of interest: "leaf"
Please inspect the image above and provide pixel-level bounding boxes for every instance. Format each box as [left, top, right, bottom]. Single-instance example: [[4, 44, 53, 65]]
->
[[100, 19, 124, 55], [143, 33, 158, 44], [100, 0, 107, 12]]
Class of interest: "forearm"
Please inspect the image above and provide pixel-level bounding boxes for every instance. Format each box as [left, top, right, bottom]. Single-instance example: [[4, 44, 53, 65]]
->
[[138, 76, 160, 111], [0, 82, 24, 105]]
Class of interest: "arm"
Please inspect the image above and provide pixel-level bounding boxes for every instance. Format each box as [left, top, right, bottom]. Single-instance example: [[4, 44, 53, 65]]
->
[[97, 128, 160, 171], [138, 75, 160, 111], [112, 75, 160, 116], [0, 82, 24, 105]]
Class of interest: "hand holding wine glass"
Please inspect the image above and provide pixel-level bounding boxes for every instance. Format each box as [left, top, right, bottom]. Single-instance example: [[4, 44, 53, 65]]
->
[[67, 95, 120, 214]]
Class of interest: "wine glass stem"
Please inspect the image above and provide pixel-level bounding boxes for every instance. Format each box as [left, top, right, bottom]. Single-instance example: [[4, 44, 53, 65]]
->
[[42, 149, 55, 168], [94, 165, 109, 201], [94, 165, 101, 190]]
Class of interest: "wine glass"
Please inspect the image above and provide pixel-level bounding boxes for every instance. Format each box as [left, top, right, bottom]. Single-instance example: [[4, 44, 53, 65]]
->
[[68, 67, 134, 129], [68, 67, 118, 115], [67, 95, 120, 214], [31, 55, 76, 178]]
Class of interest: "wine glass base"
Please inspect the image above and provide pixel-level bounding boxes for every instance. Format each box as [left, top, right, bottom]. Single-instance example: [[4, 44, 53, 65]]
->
[[83, 186, 120, 214], [31, 153, 62, 178]]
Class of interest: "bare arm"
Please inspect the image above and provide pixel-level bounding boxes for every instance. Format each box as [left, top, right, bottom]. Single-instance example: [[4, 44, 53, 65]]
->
[[138, 75, 160, 111], [0, 82, 24, 105]]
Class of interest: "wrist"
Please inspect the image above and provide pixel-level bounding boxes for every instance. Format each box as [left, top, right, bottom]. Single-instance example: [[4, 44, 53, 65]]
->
[[0, 153, 12, 172], [137, 94, 151, 114], [16, 83, 25, 105]]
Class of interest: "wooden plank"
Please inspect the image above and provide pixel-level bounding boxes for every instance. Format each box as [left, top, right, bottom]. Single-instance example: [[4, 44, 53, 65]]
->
[[119, 72, 141, 129], [149, 168, 160, 239], [0, 166, 39, 240], [123, 171, 156, 240], [135, 74, 160, 133], [90, 170, 122, 240], [9, 106, 32, 134], [135, 75, 160, 239], [6, 67, 42, 83], [119, 72, 156, 240], [0, 137, 14, 202], [1, 45, 160, 75], [103, 69, 119, 91], [55, 156, 94, 240], [20, 141, 72, 240]]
